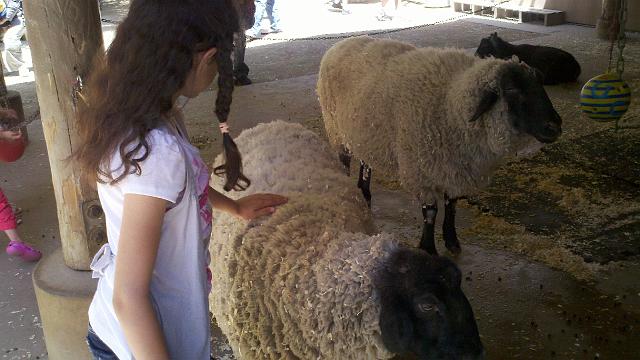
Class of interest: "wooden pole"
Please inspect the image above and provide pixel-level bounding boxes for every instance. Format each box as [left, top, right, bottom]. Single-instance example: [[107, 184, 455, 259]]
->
[[23, 0, 106, 270]]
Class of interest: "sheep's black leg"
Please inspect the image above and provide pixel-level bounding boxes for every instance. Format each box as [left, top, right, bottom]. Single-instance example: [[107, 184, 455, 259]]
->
[[443, 194, 461, 254], [338, 146, 352, 176], [419, 203, 438, 255], [232, 33, 252, 86], [357, 160, 372, 208]]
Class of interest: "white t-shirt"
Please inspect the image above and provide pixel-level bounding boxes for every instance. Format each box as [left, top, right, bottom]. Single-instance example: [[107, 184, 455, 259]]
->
[[88, 125, 212, 360]]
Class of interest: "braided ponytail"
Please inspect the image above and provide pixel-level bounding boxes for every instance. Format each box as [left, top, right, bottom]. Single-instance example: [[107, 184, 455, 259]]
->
[[212, 37, 250, 191]]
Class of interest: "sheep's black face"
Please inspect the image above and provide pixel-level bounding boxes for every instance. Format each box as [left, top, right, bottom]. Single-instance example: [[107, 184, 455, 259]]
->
[[475, 33, 513, 59], [376, 248, 484, 360], [500, 65, 562, 143], [470, 64, 562, 143], [474, 38, 494, 58]]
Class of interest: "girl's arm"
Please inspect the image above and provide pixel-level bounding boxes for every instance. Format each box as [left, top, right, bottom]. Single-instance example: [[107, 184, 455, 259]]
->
[[112, 194, 170, 360], [208, 186, 287, 220]]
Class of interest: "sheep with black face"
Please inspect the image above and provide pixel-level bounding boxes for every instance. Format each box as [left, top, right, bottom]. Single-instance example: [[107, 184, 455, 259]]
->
[[475, 32, 581, 85], [317, 36, 562, 255], [209, 121, 484, 360]]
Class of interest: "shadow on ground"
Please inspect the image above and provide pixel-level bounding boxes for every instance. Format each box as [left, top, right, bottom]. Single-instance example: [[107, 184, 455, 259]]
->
[[468, 128, 640, 266]]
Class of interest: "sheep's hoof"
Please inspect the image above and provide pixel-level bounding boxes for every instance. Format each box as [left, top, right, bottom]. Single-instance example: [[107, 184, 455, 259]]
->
[[444, 232, 461, 255], [234, 75, 252, 86], [445, 243, 462, 255]]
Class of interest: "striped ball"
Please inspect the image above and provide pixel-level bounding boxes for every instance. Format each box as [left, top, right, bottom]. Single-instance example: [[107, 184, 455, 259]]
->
[[580, 73, 632, 121]]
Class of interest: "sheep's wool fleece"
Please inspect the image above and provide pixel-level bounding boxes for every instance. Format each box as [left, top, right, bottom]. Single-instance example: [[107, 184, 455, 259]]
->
[[318, 36, 540, 201], [209, 121, 396, 360]]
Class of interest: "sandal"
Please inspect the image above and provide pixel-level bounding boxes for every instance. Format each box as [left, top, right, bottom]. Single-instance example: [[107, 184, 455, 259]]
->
[[10, 204, 22, 216], [6, 241, 42, 262]]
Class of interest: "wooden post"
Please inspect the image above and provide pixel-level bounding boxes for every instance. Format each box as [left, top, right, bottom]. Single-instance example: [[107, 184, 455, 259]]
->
[[597, 0, 620, 40], [23, 0, 106, 270]]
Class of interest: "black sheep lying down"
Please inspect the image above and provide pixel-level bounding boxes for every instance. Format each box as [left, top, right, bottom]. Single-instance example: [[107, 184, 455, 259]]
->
[[475, 32, 581, 85]]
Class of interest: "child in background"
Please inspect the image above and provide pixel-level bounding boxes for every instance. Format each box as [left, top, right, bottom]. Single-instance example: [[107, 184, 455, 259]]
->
[[377, 0, 399, 21], [1, 0, 30, 76], [0, 109, 41, 262], [74, 0, 287, 359], [1, 187, 40, 261]]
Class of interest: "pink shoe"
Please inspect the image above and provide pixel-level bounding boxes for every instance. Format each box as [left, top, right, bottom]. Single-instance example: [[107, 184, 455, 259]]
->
[[6, 241, 42, 262]]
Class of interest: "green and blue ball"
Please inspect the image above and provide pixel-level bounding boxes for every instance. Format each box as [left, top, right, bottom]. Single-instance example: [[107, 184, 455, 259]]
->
[[580, 73, 632, 121]]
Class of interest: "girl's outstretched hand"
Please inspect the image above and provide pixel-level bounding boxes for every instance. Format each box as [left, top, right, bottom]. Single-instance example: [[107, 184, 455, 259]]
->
[[234, 194, 288, 220], [0, 109, 20, 141], [0, 129, 22, 142]]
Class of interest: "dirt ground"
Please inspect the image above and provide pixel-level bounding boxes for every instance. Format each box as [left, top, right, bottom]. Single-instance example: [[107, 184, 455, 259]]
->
[[1, 1, 639, 359]]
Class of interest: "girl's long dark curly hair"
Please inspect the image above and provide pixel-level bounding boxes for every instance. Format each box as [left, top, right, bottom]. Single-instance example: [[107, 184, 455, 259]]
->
[[75, 0, 250, 191]]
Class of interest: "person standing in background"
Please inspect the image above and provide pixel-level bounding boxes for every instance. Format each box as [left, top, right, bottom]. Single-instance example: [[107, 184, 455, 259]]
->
[[1, 0, 29, 77], [328, 0, 351, 14], [245, 0, 282, 40], [377, 0, 399, 21], [233, 0, 256, 86]]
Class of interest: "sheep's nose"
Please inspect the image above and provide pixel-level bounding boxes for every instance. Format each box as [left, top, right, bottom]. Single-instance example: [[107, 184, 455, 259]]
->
[[546, 121, 561, 133], [553, 110, 563, 125]]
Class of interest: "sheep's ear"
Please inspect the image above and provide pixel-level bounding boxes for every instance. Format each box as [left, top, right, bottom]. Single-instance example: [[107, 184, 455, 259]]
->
[[379, 294, 413, 354], [490, 33, 507, 49], [469, 89, 499, 122]]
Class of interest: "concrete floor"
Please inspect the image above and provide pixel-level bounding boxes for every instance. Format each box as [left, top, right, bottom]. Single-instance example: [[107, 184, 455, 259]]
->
[[1, 1, 639, 359]]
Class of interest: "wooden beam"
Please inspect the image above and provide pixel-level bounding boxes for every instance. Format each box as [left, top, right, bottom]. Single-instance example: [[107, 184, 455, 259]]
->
[[23, 0, 106, 270]]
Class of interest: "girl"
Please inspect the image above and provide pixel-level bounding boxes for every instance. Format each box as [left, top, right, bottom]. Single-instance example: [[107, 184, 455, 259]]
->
[[74, 0, 286, 359], [1, 109, 40, 262], [0, 186, 39, 261]]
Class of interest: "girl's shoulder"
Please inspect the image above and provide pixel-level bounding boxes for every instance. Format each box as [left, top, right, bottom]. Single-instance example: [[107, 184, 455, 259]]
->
[[146, 127, 183, 155], [101, 127, 186, 182], [100, 127, 188, 202], [123, 126, 186, 164]]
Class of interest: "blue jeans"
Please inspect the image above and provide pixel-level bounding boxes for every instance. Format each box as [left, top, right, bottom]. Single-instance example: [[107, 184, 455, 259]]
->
[[1, 15, 27, 72], [86, 326, 119, 360], [247, 0, 281, 36]]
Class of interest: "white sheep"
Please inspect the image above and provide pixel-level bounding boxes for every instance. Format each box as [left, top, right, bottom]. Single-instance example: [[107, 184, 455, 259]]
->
[[317, 36, 562, 255], [209, 121, 484, 360]]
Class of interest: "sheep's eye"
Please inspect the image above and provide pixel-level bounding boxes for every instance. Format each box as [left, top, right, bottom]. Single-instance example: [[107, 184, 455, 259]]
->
[[418, 303, 438, 313]]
